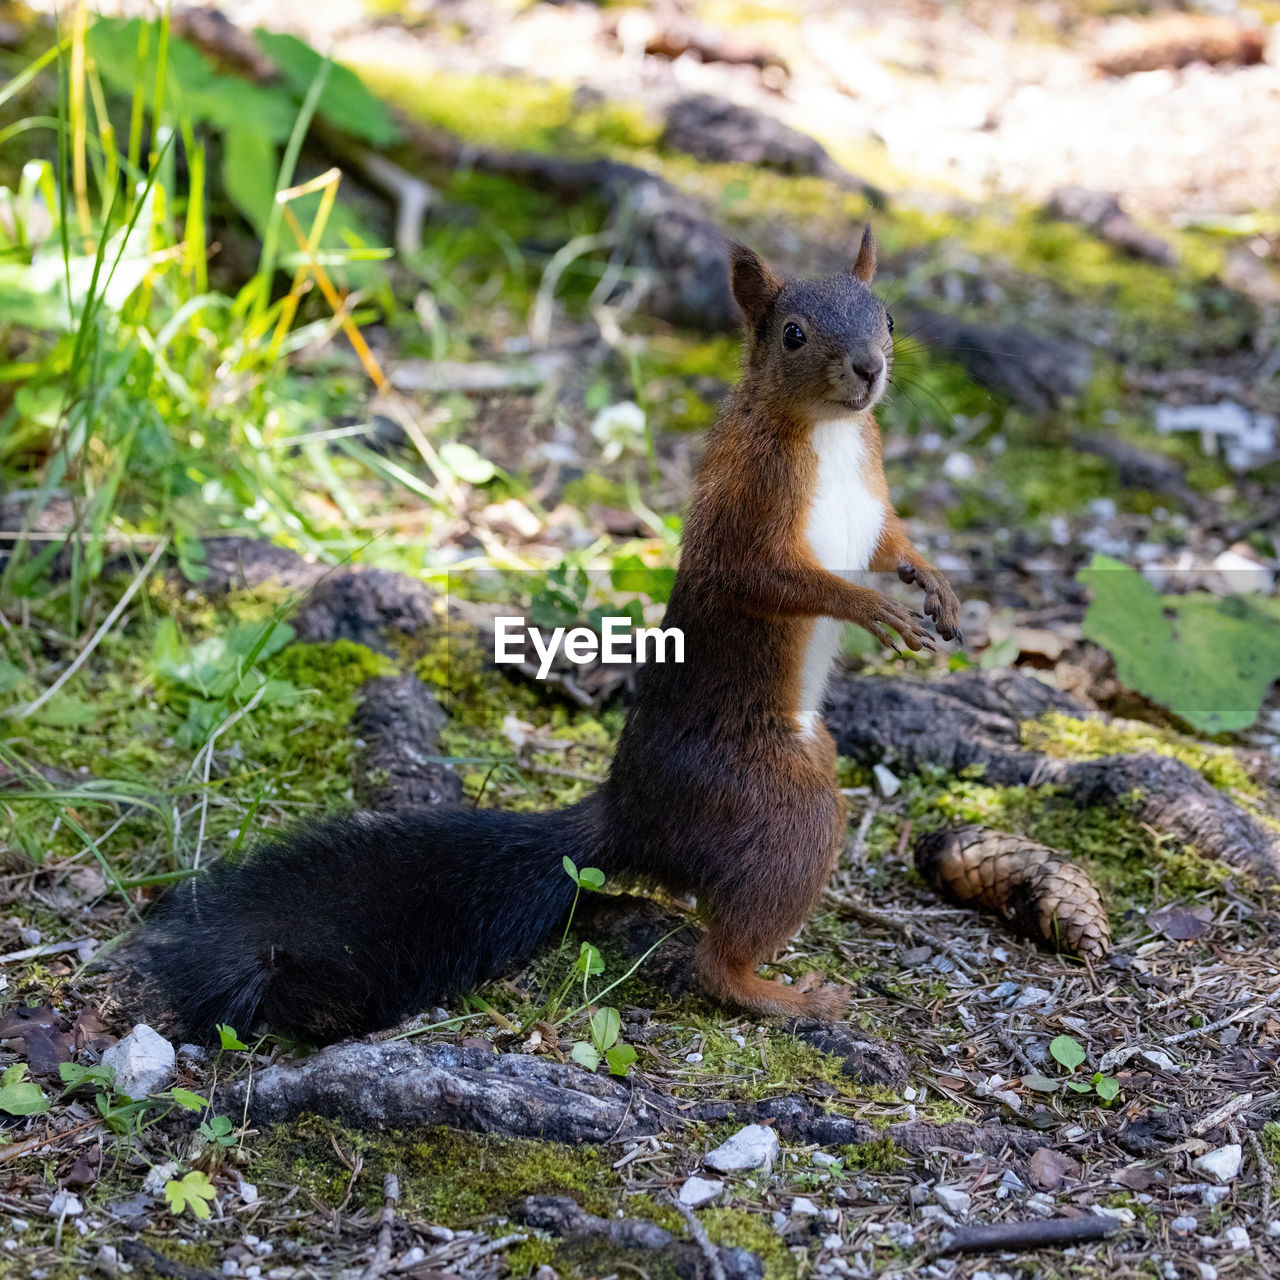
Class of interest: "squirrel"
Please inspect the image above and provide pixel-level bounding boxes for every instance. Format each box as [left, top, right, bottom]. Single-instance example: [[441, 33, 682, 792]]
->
[[133, 229, 961, 1043]]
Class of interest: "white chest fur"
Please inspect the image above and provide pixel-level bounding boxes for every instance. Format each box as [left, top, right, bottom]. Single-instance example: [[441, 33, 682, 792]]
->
[[796, 417, 886, 737]]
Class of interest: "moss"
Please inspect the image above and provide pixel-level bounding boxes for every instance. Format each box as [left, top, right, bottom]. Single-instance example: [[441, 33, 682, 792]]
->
[[257, 1117, 619, 1225], [1023, 712, 1260, 796], [840, 1137, 906, 1172], [700, 1206, 795, 1280]]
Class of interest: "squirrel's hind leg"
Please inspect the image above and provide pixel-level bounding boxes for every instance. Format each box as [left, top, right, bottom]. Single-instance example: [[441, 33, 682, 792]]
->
[[696, 931, 848, 1019]]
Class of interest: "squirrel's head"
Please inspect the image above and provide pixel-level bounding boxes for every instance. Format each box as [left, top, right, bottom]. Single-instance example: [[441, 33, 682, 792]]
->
[[730, 229, 893, 424]]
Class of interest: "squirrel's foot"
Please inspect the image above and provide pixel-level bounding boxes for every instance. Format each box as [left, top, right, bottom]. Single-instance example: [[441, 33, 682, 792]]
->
[[897, 562, 963, 644], [855, 593, 935, 654]]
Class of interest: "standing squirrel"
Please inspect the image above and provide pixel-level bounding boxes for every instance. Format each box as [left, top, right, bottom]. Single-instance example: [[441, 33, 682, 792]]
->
[[134, 230, 961, 1042]]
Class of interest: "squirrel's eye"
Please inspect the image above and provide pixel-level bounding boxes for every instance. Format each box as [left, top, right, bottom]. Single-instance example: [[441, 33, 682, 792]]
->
[[886, 313, 895, 334], [782, 322, 807, 351]]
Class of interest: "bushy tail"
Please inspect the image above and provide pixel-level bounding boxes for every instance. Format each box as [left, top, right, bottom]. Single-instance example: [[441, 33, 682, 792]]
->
[[130, 800, 607, 1043]]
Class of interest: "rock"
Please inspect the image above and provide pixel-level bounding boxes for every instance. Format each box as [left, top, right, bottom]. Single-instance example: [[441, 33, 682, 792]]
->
[[790, 1198, 819, 1216], [704, 1123, 781, 1174], [1224, 1226, 1250, 1251], [933, 1186, 971, 1218], [1172, 1216, 1198, 1234], [679, 1177, 724, 1208], [1196, 1265, 1218, 1280], [1192, 1144, 1242, 1184], [872, 763, 901, 798], [1025, 1193, 1055, 1218], [47, 1191, 83, 1218], [1200, 1185, 1230, 1206], [102, 1025, 175, 1099], [813, 1152, 841, 1168]]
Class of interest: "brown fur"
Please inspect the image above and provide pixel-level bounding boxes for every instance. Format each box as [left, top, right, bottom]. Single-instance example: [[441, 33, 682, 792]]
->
[[598, 236, 961, 1017]]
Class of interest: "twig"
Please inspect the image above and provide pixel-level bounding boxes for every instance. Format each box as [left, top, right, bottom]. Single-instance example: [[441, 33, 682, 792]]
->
[[1191, 1092, 1255, 1138], [1164, 1001, 1277, 1046], [1245, 1126, 1275, 1224], [823, 888, 979, 977], [359, 1172, 399, 1280], [671, 1196, 726, 1280], [13, 538, 168, 720], [937, 1215, 1120, 1255], [0, 938, 90, 964]]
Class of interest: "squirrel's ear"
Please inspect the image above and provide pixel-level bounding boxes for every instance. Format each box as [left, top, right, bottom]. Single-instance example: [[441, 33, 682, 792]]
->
[[730, 243, 784, 325], [852, 225, 877, 283]]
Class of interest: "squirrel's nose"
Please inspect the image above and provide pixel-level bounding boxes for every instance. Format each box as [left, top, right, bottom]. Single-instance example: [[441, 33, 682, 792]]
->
[[848, 355, 884, 383]]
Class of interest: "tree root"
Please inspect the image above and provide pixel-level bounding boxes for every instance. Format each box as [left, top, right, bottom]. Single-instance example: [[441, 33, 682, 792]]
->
[[824, 669, 1278, 880]]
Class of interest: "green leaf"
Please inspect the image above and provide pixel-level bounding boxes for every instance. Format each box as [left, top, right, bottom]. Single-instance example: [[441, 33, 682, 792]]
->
[[573, 942, 604, 977], [217, 1025, 247, 1051], [588, 1006, 621, 1053], [1094, 1076, 1120, 1102], [438, 441, 496, 486], [570, 1041, 600, 1072], [1050, 1035, 1086, 1072], [1080, 554, 1280, 733], [1020, 1073, 1060, 1093], [0, 1064, 48, 1116], [578, 867, 606, 891], [164, 1170, 217, 1220], [221, 128, 278, 237], [562, 856, 580, 885], [605, 1043, 638, 1077], [1065, 1080, 1094, 1093], [253, 32, 402, 145], [170, 1087, 207, 1113]]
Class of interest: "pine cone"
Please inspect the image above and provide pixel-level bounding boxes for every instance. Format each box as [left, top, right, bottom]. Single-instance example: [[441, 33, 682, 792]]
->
[[914, 825, 1111, 960]]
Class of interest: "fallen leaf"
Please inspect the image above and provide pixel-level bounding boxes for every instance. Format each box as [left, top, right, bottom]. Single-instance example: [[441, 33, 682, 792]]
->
[[1113, 1164, 1157, 1191], [1029, 1147, 1081, 1190], [1149, 905, 1213, 941]]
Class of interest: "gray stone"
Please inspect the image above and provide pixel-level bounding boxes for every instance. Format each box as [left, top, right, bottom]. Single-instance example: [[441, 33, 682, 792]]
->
[[46, 1191, 82, 1218], [102, 1024, 175, 1099], [142, 1161, 180, 1197], [678, 1177, 724, 1208], [933, 1186, 971, 1218], [1224, 1226, 1250, 1251], [1172, 1216, 1198, 1234], [791, 1198, 820, 1216], [704, 1123, 780, 1174]]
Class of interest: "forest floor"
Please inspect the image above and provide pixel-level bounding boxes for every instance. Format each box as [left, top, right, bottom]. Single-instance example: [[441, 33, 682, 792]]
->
[[2, 2, 1280, 1279]]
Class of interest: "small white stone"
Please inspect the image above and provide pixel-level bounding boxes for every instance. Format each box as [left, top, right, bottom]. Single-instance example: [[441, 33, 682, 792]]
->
[[1163, 1264, 1177, 1280], [872, 763, 900, 798], [813, 1152, 841, 1168], [679, 1177, 724, 1209], [704, 1124, 780, 1174], [685, 1052, 704, 1064], [1172, 1216, 1197, 1234], [8, 1220, 26, 1234], [934, 1186, 971, 1218], [771, 1210, 788, 1232], [1193, 1145, 1242, 1184], [1139, 1049, 1180, 1073], [1224, 1226, 1250, 1251], [101, 1024, 176, 1099], [822, 1233, 843, 1250], [222, 1263, 239, 1277], [47, 1191, 82, 1218], [1201, 1185, 1230, 1206], [1026, 1193, 1055, 1218], [399, 1249, 426, 1269], [1198, 1236, 1218, 1250], [1093, 1205, 1136, 1225], [1196, 1265, 1218, 1280], [238, 1181, 259, 1206], [791, 1198, 820, 1216], [1269, 1220, 1280, 1239]]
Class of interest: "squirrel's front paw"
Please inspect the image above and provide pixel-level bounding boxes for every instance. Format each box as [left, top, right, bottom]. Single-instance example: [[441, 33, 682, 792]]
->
[[898, 563, 963, 644], [858, 594, 936, 654]]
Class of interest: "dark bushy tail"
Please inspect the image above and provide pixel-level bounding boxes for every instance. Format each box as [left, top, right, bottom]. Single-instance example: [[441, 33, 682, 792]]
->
[[131, 800, 607, 1043]]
